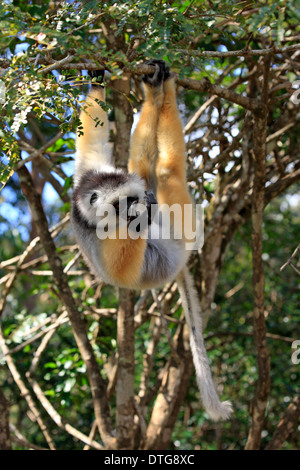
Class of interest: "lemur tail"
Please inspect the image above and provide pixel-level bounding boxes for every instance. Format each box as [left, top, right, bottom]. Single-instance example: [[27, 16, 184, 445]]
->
[[176, 267, 233, 421]]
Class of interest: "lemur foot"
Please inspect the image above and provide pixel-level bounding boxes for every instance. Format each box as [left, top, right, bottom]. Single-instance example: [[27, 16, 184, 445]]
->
[[142, 59, 170, 87], [89, 69, 105, 87]]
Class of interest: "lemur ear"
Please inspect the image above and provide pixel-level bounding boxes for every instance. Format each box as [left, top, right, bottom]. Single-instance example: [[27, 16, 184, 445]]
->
[[90, 193, 98, 205]]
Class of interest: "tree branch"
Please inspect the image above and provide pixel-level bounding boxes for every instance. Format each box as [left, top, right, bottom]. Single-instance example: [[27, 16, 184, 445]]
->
[[265, 395, 300, 450], [245, 55, 272, 450], [1, 56, 258, 111], [0, 388, 11, 450], [0, 329, 56, 449], [17, 164, 116, 450], [176, 43, 300, 58], [116, 288, 135, 450]]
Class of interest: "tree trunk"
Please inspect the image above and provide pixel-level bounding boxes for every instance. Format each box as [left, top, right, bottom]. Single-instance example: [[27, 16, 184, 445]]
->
[[116, 288, 136, 449], [0, 388, 11, 450]]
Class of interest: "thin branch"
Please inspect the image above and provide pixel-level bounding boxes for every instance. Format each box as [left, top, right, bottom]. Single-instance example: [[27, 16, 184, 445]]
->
[[66, 12, 105, 36], [0, 214, 70, 317], [176, 43, 300, 58], [280, 243, 300, 276], [176, 75, 258, 111], [39, 55, 74, 75], [25, 316, 103, 450], [83, 421, 98, 450], [10, 424, 48, 451], [265, 395, 300, 450], [151, 290, 181, 364], [264, 168, 300, 206], [2, 56, 258, 110], [0, 329, 56, 449], [136, 317, 162, 409], [205, 330, 294, 345], [27, 375, 104, 450], [0, 314, 68, 359], [266, 121, 296, 144], [15, 131, 64, 170], [184, 95, 217, 135]]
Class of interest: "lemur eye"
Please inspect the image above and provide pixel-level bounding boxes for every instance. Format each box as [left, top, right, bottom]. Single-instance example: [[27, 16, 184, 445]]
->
[[90, 193, 98, 205]]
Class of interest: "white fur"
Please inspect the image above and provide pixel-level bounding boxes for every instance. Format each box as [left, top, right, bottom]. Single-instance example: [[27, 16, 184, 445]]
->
[[74, 151, 114, 188], [176, 267, 233, 421]]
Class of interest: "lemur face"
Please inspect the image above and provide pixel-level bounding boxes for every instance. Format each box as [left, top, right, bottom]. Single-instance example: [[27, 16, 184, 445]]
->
[[72, 169, 146, 234]]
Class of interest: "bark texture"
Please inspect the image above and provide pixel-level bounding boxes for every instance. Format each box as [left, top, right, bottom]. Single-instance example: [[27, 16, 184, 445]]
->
[[0, 388, 11, 450]]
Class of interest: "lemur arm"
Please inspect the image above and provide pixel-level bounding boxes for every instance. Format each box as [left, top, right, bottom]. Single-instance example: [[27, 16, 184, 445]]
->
[[75, 76, 112, 186]]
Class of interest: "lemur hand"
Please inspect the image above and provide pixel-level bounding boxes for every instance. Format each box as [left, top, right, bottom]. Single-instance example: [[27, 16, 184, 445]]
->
[[142, 59, 170, 87]]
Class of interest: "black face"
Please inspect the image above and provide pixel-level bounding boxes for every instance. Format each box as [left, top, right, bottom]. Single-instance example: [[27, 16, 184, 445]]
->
[[113, 196, 139, 221]]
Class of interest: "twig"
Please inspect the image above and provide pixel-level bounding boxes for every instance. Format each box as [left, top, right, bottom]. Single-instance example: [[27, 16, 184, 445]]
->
[[26, 375, 103, 450], [15, 131, 64, 170], [66, 12, 105, 36], [39, 55, 74, 75], [64, 251, 81, 273], [205, 330, 294, 345], [0, 314, 69, 359], [265, 395, 300, 450], [176, 75, 258, 111], [83, 421, 98, 450], [266, 121, 295, 144], [184, 95, 217, 135], [280, 243, 300, 276], [24, 314, 103, 450], [10, 424, 48, 450], [176, 43, 300, 58], [137, 317, 163, 408], [2, 55, 258, 110], [0, 329, 56, 449], [0, 236, 40, 316], [151, 290, 181, 365], [0, 214, 70, 317], [133, 399, 147, 444]]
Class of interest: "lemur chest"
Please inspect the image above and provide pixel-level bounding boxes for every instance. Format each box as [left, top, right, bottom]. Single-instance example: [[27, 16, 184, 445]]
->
[[101, 236, 147, 288]]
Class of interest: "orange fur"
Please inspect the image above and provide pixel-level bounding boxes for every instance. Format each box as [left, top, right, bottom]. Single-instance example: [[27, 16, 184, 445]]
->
[[129, 101, 159, 189], [129, 76, 195, 245], [101, 234, 147, 288]]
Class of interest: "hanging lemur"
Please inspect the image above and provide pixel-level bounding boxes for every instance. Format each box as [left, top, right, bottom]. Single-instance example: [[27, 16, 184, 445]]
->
[[71, 60, 232, 421]]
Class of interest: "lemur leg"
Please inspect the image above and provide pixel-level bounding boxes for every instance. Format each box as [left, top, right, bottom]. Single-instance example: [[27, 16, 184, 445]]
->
[[128, 62, 165, 190], [75, 73, 111, 185], [156, 76, 194, 241]]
